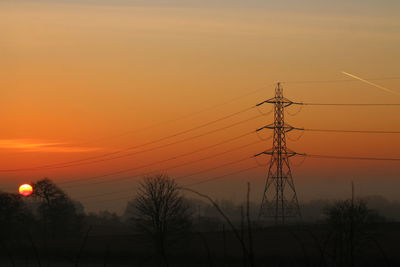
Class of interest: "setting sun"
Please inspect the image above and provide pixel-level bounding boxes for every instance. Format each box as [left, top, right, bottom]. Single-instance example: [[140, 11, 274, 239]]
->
[[18, 183, 33, 196]]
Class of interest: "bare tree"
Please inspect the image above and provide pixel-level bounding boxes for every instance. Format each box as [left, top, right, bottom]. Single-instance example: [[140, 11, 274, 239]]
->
[[324, 198, 386, 266], [32, 178, 83, 238], [126, 174, 192, 267], [33, 178, 66, 206]]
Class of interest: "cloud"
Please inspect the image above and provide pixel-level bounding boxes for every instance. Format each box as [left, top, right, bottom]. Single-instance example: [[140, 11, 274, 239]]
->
[[0, 139, 101, 153]]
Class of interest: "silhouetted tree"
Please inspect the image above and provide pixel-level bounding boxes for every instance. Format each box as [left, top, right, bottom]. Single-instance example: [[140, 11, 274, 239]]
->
[[324, 199, 385, 266], [32, 178, 83, 238], [126, 174, 192, 267], [0, 192, 33, 238]]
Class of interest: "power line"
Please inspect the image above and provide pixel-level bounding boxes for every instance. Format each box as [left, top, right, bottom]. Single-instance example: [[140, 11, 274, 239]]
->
[[302, 128, 400, 134], [76, 143, 400, 206], [79, 81, 400, 211], [0, 110, 264, 172], [59, 131, 257, 185], [45, 114, 262, 171], [257, 99, 400, 108], [184, 165, 261, 187], [76, 84, 271, 147], [64, 140, 264, 189], [257, 125, 400, 135], [130, 152, 400, 191], [0, 106, 256, 171], [303, 154, 400, 161], [82, 165, 261, 207], [174, 157, 253, 180], [65, 141, 262, 188], [75, 155, 257, 200], [282, 77, 400, 84], [255, 152, 400, 162], [298, 103, 400, 106]]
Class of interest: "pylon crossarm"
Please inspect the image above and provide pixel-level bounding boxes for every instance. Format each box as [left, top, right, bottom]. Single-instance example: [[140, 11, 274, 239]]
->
[[267, 100, 293, 105], [286, 151, 307, 158], [283, 99, 295, 108], [253, 151, 270, 157], [291, 101, 304, 105], [257, 124, 301, 133], [256, 97, 294, 107], [253, 152, 264, 157], [286, 152, 298, 158], [256, 97, 276, 107], [293, 127, 305, 131], [253, 150, 276, 157], [285, 125, 295, 132], [256, 124, 274, 132], [254, 150, 306, 158]]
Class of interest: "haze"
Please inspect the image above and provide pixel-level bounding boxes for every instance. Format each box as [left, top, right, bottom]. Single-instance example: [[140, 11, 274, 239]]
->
[[1, 0, 399, 213]]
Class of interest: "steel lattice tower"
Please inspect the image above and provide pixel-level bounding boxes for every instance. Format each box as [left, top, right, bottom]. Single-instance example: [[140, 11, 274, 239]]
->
[[258, 83, 301, 224]]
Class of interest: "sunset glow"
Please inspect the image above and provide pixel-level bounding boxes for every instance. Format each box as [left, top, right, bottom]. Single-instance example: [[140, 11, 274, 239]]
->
[[0, 0, 399, 213], [2, 1, 400, 265], [18, 183, 33, 196]]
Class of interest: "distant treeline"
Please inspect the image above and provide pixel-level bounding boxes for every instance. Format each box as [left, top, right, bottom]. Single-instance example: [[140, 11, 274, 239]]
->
[[1, 177, 399, 236], [0, 176, 398, 266]]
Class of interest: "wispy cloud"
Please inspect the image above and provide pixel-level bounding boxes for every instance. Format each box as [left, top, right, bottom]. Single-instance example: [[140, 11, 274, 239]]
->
[[0, 139, 101, 153]]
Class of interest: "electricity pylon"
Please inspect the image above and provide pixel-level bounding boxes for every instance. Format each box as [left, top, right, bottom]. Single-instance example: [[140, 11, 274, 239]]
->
[[255, 82, 301, 224]]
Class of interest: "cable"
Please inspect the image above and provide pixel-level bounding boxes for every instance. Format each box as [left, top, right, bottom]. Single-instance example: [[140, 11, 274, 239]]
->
[[66, 85, 271, 147], [256, 125, 400, 135], [253, 151, 400, 162], [303, 128, 400, 134], [304, 154, 400, 161], [59, 131, 257, 185], [257, 99, 400, 107], [184, 166, 261, 187], [74, 151, 400, 208], [297, 103, 400, 106], [64, 141, 265, 189], [286, 104, 303, 116], [83, 152, 399, 207], [74, 155, 257, 200], [253, 155, 267, 167], [287, 130, 305, 141], [281, 77, 400, 84], [256, 106, 274, 116], [46, 114, 262, 170], [291, 154, 307, 167], [0, 106, 255, 172], [255, 131, 274, 141], [81, 165, 262, 207], [174, 157, 252, 180], [0, 111, 261, 172]]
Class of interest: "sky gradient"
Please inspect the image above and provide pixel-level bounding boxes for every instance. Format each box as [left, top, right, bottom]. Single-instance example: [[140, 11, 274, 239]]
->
[[1, 0, 399, 213]]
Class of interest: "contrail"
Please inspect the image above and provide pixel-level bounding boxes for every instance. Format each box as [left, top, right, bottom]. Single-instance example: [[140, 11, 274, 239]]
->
[[342, 71, 400, 96]]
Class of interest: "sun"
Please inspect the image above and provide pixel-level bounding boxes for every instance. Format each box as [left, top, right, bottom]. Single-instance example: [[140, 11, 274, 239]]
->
[[19, 183, 33, 196]]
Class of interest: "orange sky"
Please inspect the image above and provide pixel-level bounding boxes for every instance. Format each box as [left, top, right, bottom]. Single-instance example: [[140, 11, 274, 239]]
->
[[1, 1, 399, 213]]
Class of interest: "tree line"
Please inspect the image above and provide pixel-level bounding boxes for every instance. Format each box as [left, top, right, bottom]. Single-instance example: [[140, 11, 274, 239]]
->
[[0, 175, 395, 266]]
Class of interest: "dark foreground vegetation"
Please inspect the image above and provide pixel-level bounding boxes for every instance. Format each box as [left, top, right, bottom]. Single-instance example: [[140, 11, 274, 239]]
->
[[1, 175, 400, 267]]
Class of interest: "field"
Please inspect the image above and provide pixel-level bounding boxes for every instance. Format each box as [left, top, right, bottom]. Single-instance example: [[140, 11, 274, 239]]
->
[[2, 222, 400, 267]]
